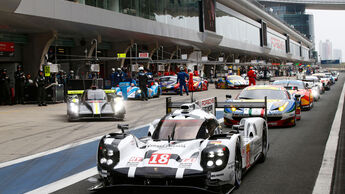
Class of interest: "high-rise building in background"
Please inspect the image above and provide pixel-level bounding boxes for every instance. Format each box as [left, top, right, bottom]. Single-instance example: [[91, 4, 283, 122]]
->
[[319, 40, 333, 60], [333, 49, 342, 61], [259, 2, 315, 43]]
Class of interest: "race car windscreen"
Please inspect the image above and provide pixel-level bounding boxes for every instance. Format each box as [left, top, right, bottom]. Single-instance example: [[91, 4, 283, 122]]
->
[[228, 76, 243, 80], [272, 81, 305, 90], [160, 77, 176, 82], [152, 119, 205, 140], [193, 77, 201, 82], [85, 90, 107, 100], [305, 76, 319, 82], [238, 89, 289, 100]]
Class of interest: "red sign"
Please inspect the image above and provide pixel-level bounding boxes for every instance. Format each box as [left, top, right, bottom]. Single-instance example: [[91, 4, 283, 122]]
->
[[139, 53, 149, 58], [148, 153, 171, 165], [272, 63, 280, 66], [0, 42, 14, 52]]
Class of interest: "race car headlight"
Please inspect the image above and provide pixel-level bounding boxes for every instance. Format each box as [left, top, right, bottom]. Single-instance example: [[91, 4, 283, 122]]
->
[[231, 107, 237, 112], [98, 140, 120, 170], [278, 102, 288, 112], [114, 98, 125, 113], [69, 103, 79, 114], [215, 159, 223, 166], [201, 145, 229, 172], [137, 90, 142, 94]]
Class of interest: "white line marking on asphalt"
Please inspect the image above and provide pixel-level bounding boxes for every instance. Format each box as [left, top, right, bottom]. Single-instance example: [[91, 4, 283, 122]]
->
[[24, 167, 97, 194], [0, 123, 149, 169], [312, 81, 345, 194]]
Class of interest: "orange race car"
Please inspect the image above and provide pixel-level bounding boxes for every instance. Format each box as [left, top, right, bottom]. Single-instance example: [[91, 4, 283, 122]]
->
[[272, 80, 313, 110]]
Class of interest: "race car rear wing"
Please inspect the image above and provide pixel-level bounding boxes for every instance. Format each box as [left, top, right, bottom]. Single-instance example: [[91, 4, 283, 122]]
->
[[215, 96, 268, 121], [165, 96, 268, 121], [67, 89, 116, 95]]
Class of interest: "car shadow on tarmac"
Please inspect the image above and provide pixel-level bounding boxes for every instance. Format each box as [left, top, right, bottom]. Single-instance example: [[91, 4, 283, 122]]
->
[[54, 114, 126, 123]]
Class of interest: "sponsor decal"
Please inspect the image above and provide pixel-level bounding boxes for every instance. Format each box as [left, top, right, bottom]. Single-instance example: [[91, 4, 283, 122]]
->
[[148, 153, 171, 165], [246, 144, 251, 169], [178, 158, 197, 168], [209, 141, 222, 145], [197, 97, 215, 113], [147, 144, 186, 148], [127, 156, 143, 167]]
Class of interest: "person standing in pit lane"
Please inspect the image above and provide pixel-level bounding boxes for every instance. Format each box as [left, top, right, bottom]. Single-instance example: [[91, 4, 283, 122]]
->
[[296, 67, 305, 80], [177, 66, 189, 96], [188, 69, 194, 92], [0, 69, 11, 105], [115, 68, 124, 86], [247, 66, 256, 86], [14, 65, 25, 104], [138, 67, 148, 101], [36, 70, 47, 106]]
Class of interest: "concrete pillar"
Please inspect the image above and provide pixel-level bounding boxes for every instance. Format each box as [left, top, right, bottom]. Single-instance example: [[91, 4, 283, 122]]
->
[[120, 40, 134, 68], [23, 31, 56, 77], [147, 42, 159, 70]]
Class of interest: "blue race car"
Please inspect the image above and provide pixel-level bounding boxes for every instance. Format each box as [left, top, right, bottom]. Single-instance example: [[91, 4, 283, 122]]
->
[[113, 80, 161, 99]]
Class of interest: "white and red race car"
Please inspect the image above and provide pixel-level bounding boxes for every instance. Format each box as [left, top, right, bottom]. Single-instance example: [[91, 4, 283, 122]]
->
[[93, 97, 269, 193]]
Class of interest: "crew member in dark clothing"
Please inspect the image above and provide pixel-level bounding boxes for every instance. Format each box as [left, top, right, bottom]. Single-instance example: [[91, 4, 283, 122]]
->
[[177, 66, 189, 96], [36, 70, 47, 106], [15, 65, 25, 104], [0, 69, 11, 105], [138, 67, 148, 101]]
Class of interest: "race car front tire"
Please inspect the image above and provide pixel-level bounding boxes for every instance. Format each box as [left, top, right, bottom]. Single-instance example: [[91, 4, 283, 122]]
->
[[67, 114, 78, 122], [234, 139, 242, 188]]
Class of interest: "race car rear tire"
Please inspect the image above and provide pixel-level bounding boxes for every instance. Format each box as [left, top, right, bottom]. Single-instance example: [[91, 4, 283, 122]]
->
[[258, 128, 268, 163], [234, 139, 242, 188]]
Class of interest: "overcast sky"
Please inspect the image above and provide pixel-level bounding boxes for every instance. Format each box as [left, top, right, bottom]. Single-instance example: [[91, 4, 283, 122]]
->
[[306, 9, 345, 61]]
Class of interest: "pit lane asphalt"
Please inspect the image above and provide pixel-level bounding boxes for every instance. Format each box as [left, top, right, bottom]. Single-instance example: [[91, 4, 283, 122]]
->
[[52, 75, 345, 194]]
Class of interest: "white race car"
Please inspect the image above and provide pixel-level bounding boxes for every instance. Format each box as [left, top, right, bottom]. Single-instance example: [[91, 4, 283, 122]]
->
[[93, 98, 269, 193]]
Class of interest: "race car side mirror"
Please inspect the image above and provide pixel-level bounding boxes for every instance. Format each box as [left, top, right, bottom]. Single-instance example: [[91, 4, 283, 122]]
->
[[226, 95, 232, 99], [294, 94, 301, 100], [118, 124, 129, 134]]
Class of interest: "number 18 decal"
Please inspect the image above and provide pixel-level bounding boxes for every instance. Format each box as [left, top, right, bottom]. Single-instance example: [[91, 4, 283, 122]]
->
[[148, 153, 171, 165]]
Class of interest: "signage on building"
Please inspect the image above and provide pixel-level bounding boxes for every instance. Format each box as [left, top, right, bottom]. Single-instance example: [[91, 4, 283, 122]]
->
[[218, 57, 224, 62], [44, 65, 50, 77], [131, 64, 138, 72], [90, 64, 100, 72], [203, 0, 216, 32], [181, 54, 188, 60], [0, 42, 14, 57], [117, 53, 126, 58], [202, 56, 208, 61], [270, 36, 285, 51], [158, 65, 164, 72], [272, 63, 281, 66], [139, 53, 149, 58], [321, 60, 340, 65], [234, 59, 240, 64]]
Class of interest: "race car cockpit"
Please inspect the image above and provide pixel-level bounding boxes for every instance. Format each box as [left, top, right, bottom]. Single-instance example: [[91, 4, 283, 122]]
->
[[82, 89, 107, 101]]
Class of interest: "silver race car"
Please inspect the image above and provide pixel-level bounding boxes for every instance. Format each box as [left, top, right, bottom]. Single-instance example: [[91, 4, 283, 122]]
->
[[67, 88, 126, 121], [93, 98, 269, 193]]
